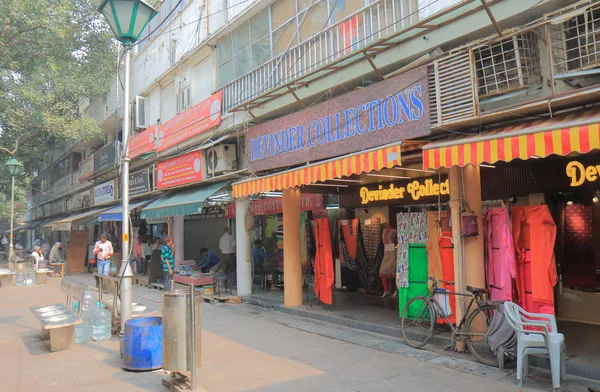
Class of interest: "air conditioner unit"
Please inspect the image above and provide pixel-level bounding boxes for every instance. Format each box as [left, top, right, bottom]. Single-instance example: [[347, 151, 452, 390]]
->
[[205, 143, 237, 177], [135, 96, 147, 129]]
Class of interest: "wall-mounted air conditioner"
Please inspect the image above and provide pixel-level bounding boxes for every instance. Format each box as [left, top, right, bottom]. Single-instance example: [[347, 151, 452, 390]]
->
[[204, 143, 237, 177]]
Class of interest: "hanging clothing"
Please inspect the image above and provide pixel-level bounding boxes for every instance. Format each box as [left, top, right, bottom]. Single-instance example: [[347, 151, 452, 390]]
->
[[396, 212, 428, 288], [358, 219, 384, 294], [314, 217, 334, 305], [379, 226, 397, 278], [438, 232, 456, 324], [360, 218, 381, 262], [399, 244, 429, 317], [339, 219, 359, 267], [485, 208, 517, 302], [512, 206, 558, 314], [425, 212, 444, 281]]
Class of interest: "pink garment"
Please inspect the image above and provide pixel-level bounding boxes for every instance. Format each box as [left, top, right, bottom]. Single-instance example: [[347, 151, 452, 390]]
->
[[485, 208, 517, 301]]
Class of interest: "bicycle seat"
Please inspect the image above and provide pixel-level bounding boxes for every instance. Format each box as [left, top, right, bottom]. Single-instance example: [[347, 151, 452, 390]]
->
[[466, 285, 487, 295]]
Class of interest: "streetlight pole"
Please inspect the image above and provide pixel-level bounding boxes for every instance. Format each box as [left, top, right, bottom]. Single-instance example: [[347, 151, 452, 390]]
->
[[8, 176, 15, 262]]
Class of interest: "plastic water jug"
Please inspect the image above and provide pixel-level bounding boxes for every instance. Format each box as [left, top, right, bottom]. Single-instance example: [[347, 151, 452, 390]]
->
[[92, 301, 111, 341], [15, 270, 24, 286], [72, 302, 92, 344], [25, 268, 34, 285]]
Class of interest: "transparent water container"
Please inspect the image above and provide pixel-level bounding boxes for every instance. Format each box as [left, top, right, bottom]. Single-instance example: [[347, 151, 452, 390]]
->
[[25, 268, 34, 285], [15, 270, 24, 286], [92, 301, 111, 341], [72, 302, 92, 344]]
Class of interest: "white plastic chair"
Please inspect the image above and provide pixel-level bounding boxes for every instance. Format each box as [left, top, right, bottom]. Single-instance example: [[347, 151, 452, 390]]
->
[[504, 302, 566, 391]]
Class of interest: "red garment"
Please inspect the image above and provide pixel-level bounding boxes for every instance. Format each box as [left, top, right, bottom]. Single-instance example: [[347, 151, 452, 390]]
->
[[485, 208, 517, 302], [314, 217, 334, 305], [438, 232, 456, 325], [512, 206, 558, 314], [339, 219, 358, 262]]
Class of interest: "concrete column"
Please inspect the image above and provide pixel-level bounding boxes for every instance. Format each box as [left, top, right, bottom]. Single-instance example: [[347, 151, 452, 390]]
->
[[236, 198, 252, 296], [283, 188, 302, 307], [449, 166, 465, 322], [172, 215, 184, 262], [462, 164, 485, 290]]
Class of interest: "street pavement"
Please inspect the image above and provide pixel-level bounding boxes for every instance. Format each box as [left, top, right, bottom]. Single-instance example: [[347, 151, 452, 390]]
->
[[1, 275, 598, 392]]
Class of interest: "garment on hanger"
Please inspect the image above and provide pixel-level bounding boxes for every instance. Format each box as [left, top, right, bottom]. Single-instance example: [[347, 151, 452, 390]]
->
[[485, 208, 517, 302], [399, 244, 429, 317], [358, 219, 384, 294], [314, 217, 334, 305], [360, 218, 381, 262], [339, 219, 359, 268], [379, 226, 397, 279], [425, 212, 443, 282], [512, 206, 558, 314], [396, 212, 428, 288], [439, 232, 456, 324]]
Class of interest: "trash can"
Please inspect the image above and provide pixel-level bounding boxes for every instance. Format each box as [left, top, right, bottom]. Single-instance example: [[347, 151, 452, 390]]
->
[[123, 317, 163, 371], [162, 289, 201, 372]]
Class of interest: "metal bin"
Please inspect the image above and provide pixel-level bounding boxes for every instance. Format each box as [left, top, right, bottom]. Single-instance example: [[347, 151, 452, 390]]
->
[[162, 289, 201, 372]]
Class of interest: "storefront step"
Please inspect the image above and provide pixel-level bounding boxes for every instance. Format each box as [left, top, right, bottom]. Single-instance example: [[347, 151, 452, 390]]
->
[[242, 294, 600, 383]]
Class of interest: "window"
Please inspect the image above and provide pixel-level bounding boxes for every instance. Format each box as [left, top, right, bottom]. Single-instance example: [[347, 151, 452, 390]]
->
[[473, 32, 542, 98], [549, 6, 600, 75], [177, 86, 191, 113]]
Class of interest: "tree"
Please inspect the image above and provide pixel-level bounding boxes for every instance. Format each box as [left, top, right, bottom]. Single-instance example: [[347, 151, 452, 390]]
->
[[0, 0, 117, 199]]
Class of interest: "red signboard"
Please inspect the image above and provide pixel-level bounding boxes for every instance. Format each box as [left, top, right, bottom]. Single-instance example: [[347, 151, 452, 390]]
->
[[156, 150, 203, 189], [129, 124, 157, 159], [224, 194, 323, 218], [156, 91, 222, 152]]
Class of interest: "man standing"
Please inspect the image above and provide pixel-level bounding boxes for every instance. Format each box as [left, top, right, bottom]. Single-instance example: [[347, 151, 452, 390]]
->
[[93, 234, 113, 276], [161, 237, 175, 290], [211, 227, 235, 274], [49, 242, 68, 275]]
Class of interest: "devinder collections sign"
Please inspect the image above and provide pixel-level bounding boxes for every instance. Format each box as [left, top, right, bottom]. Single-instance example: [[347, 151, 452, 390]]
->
[[156, 151, 203, 189], [247, 66, 430, 172]]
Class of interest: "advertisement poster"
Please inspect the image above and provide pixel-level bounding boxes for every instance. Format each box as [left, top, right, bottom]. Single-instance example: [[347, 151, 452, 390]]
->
[[156, 151, 203, 189]]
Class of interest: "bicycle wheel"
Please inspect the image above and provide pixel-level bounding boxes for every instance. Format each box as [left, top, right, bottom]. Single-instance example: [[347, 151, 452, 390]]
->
[[465, 305, 499, 366], [400, 296, 435, 349]]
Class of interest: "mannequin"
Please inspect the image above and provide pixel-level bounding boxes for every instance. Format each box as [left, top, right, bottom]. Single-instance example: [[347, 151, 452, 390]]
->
[[379, 223, 398, 298]]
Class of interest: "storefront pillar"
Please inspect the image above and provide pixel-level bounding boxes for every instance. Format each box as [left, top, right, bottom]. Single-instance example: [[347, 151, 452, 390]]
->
[[172, 215, 184, 262], [462, 164, 485, 292], [235, 198, 252, 296], [283, 188, 302, 307], [448, 166, 465, 322]]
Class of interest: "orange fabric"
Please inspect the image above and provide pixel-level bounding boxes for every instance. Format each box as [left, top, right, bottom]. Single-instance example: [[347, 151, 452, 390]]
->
[[314, 217, 334, 305], [512, 206, 558, 312], [339, 219, 358, 261], [426, 212, 443, 281], [439, 232, 456, 325]]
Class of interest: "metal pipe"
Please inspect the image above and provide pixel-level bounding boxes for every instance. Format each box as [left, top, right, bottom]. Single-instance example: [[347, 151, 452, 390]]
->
[[120, 46, 133, 337], [189, 283, 197, 392]]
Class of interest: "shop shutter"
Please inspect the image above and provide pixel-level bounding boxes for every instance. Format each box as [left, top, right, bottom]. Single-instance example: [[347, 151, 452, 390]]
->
[[184, 218, 230, 260]]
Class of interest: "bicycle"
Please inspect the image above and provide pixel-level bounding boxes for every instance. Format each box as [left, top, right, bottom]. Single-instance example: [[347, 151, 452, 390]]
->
[[400, 277, 501, 366]]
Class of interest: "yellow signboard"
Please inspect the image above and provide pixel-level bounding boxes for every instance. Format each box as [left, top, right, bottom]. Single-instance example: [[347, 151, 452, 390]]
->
[[123, 233, 129, 242], [360, 178, 450, 205], [566, 160, 600, 187]]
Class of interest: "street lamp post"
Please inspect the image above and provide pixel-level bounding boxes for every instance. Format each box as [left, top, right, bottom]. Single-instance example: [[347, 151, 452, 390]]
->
[[5, 156, 23, 268], [98, 0, 157, 337]]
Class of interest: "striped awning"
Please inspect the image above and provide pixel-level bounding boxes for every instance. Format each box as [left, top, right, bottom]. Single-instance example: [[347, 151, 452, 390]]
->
[[423, 109, 600, 170], [233, 143, 413, 198]]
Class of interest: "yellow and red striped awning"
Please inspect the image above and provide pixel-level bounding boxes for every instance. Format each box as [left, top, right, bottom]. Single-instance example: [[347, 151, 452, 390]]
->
[[423, 109, 600, 170], [233, 143, 419, 198]]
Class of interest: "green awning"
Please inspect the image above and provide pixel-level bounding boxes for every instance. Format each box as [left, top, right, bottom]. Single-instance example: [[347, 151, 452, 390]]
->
[[140, 181, 231, 220]]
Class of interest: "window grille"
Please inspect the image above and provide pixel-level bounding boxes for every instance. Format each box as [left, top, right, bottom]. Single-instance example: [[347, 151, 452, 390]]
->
[[473, 32, 542, 98]]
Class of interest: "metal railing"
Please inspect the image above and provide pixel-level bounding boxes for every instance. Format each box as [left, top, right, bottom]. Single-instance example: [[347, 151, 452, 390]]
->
[[221, 0, 453, 112]]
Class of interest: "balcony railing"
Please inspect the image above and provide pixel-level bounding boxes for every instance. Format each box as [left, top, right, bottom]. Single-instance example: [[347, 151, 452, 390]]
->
[[221, 0, 462, 112]]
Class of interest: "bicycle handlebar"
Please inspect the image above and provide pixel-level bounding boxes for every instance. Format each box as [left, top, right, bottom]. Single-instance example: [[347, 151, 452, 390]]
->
[[428, 276, 455, 286]]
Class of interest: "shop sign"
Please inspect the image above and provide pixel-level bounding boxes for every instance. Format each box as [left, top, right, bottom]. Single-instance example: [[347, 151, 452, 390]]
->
[[131, 92, 222, 158], [129, 168, 151, 196], [94, 180, 117, 205], [185, 206, 225, 219], [93, 141, 118, 173], [156, 150, 203, 189], [566, 160, 600, 187], [247, 66, 429, 172], [224, 194, 324, 217], [359, 179, 449, 204]]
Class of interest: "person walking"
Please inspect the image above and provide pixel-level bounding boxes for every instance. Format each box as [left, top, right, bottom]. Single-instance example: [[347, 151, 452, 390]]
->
[[211, 227, 236, 274], [161, 237, 175, 290], [93, 234, 113, 276]]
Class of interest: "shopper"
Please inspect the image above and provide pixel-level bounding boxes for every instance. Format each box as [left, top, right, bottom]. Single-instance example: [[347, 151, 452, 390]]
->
[[152, 237, 162, 251], [93, 234, 113, 276], [211, 227, 236, 274], [142, 237, 153, 275], [196, 247, 220, 272], [251, 239, 280, 290], [161, 237, 175, 290]]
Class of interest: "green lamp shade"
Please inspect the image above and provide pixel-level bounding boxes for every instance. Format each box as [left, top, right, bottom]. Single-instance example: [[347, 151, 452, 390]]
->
[[4, 157, 23, 177], [98, 0, 158, 45]]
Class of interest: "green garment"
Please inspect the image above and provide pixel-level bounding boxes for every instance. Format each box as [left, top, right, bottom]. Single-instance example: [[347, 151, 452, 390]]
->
[[399, 244, 429, 318]]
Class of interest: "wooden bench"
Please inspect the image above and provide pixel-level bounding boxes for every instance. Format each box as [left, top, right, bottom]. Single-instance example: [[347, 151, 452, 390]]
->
[[29, 304, 82, 352]]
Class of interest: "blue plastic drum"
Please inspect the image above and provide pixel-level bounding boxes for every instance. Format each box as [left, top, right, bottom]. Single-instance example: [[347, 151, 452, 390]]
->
[[123, 317, 163, 371]]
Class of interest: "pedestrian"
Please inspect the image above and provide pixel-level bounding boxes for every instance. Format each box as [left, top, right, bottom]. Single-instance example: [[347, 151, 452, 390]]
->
[[196, 247, 220, 272], [211, 227, 236, 274], [49, 242, 68, 275], [251, 239, 280, 290], [30, 246, 45, 269], [93, 234, 113, 276], [142, 237, 153, 275], [161, 237, 175, 290], [134, 236, 144, 274], [1, 235, 7, 252], [152, 237, 162, 251]]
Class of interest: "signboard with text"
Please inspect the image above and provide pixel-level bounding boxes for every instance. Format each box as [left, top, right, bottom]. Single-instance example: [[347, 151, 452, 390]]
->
[[94, 180, 117, 205], [247, 66, 429, 172], [129, 168, 151, 196], [224, 194, 324, 218], [339, 177, 449, 207], [156, 151, 203, 189]]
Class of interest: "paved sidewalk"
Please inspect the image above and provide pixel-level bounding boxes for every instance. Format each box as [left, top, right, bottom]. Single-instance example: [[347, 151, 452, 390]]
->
[[1, 275, 599, 391]]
